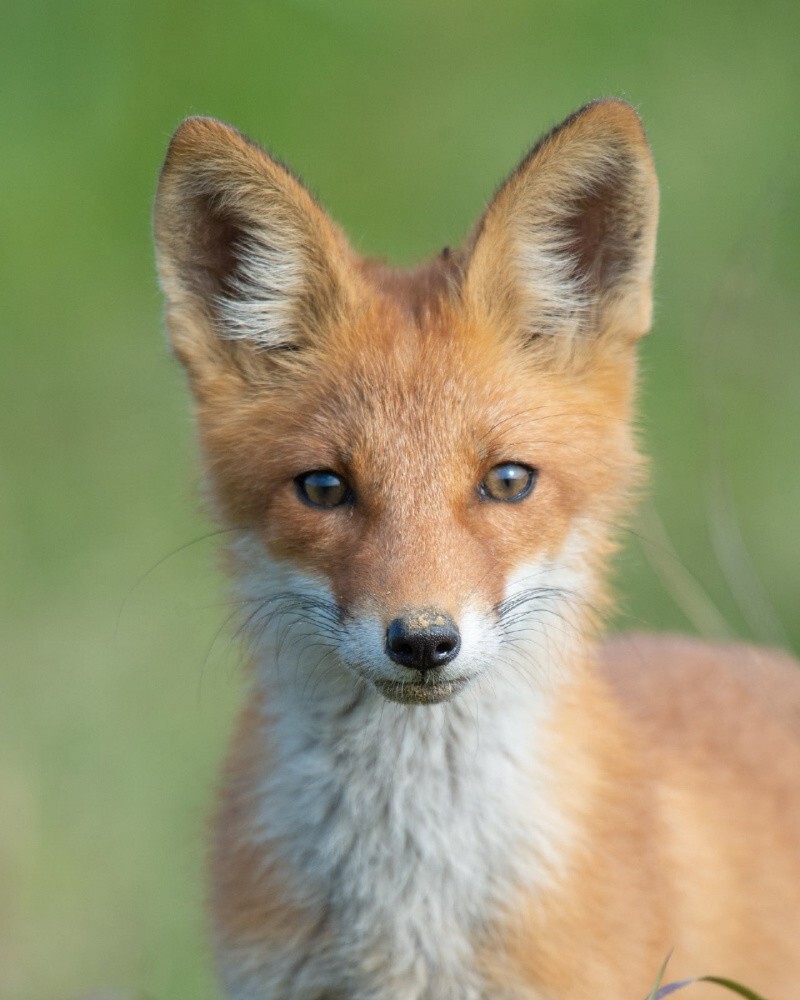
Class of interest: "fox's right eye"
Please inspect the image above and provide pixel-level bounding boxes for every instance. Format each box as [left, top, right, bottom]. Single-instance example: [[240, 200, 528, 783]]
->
[[295, 470, 352, 508]]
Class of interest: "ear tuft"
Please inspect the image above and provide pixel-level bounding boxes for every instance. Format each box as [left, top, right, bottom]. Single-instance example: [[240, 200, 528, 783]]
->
[[178, 187, 306, 350], [154, 117, 352, 379], [467, 99, 659, 345]]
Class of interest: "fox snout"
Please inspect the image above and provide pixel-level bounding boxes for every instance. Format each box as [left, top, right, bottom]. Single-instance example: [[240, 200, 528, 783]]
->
[[384, 610, 461, 671]]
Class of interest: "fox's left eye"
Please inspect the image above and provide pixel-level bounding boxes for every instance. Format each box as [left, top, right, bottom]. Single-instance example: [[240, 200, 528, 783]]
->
[[479, 463, 537, 502], [296, 470, 352, 508]]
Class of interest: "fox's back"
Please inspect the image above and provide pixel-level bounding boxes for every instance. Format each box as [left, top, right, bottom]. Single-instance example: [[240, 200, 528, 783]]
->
[[601, 633, 800, 989], [602, 633, 800, 754]]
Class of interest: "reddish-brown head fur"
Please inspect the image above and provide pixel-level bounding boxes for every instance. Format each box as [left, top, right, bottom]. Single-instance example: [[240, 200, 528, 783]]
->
[[154, 100, 658, 700]]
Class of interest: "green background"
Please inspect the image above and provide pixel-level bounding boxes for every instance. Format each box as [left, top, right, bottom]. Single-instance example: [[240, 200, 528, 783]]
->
[[2, 2, 798, 997]]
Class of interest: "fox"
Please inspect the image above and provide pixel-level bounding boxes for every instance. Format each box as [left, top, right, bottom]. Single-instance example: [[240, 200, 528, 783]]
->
[[153, 99, 800, 1000]]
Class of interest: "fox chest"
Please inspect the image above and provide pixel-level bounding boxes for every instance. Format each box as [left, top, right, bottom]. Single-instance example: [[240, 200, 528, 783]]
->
[[215, 701, 555, 1000]]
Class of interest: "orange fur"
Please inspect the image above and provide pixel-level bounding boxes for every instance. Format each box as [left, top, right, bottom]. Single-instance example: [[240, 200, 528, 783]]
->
[[154, 101, 800, 998]]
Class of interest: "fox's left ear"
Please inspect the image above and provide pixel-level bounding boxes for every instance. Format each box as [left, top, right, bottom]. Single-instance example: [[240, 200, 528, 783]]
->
[[465, 99, 659, 349]]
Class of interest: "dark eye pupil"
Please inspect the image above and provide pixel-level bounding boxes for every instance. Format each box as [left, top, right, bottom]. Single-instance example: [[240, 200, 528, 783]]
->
[[481, 463, 535, 501], [297, 470, 349, 507]]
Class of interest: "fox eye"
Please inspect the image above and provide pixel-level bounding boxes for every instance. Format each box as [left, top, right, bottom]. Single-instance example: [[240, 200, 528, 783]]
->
[[479, 463, 537, 502], [296, 470, 351, 508]]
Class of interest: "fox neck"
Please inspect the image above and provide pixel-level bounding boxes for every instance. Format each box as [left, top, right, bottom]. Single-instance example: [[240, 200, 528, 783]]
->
[[252, 670, 580, 999]]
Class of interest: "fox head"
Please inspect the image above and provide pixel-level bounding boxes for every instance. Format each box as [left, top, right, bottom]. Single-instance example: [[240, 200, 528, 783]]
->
[[154, 100, 658, 706]]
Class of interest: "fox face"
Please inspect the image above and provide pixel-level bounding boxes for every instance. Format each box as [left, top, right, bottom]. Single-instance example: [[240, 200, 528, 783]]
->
[[154, 101, 658, 706]]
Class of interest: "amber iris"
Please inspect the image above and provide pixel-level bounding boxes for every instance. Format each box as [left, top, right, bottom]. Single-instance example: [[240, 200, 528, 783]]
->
[[479, 463, 536, 502]]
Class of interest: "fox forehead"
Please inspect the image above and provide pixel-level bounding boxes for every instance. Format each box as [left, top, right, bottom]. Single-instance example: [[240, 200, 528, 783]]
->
[[279, 300, 543, 473]]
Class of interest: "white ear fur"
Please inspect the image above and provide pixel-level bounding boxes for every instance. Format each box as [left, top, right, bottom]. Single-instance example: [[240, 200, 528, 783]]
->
[[466, 100, 659, 345], [153, 117, 352, 369], [214, 227, 305, 349]]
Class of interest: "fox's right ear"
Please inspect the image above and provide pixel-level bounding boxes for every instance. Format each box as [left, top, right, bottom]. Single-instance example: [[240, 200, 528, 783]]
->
[[153, 117, 354, 386]]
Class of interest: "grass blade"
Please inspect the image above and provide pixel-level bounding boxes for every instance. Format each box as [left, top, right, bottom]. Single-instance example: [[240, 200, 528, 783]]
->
[[646, 974, 769, 1000], [698, 976, 768, 999], [645, 953, 674, 1000], [651, 980, 697, 998]]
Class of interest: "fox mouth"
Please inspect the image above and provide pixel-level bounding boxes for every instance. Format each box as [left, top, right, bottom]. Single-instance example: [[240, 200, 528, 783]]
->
[[372, 675, 471, 705]]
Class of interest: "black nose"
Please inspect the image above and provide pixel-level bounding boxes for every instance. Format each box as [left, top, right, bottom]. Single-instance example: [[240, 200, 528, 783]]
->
[[385, 612, 461, 671]]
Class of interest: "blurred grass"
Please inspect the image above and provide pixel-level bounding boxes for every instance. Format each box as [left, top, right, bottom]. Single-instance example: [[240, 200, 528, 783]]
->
[[1, 1, 798, 998]]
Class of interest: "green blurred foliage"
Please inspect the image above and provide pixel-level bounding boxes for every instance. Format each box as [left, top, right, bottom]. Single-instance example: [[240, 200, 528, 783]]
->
[[1, 2, 798, 997]]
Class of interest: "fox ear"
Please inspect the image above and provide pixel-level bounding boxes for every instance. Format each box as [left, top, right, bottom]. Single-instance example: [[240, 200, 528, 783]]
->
[[465, 99, 659, 349], [153, 117, 352, 383]]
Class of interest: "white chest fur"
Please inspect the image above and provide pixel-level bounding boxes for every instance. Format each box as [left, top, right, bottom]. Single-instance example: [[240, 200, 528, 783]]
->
[[224, 674, 568, 1000]]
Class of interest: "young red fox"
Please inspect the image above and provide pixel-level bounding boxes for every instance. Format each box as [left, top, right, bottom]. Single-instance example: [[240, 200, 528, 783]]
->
[[154, 100, 800, 999]]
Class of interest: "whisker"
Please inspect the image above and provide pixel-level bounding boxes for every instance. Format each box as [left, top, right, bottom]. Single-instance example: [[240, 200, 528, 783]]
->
[[115, 526, 245, 645]]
